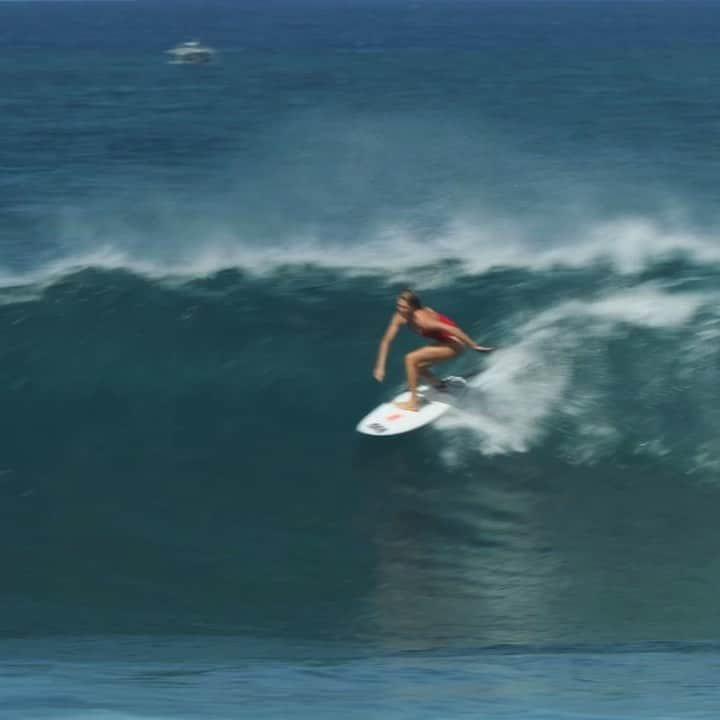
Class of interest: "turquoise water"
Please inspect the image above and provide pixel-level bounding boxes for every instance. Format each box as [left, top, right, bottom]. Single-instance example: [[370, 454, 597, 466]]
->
[[2, 0, 720, 716], [2, 638, 720, 719]]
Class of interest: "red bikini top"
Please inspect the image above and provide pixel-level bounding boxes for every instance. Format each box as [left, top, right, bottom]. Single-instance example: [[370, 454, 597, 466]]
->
[[416, 312, 458, 342]]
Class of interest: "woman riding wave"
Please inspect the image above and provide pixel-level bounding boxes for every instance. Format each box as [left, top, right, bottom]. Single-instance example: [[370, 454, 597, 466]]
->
[[373, 289, 494, 411]]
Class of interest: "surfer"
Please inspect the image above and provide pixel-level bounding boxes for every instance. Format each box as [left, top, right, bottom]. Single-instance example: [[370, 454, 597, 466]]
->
[[373, 289, 494, 411]]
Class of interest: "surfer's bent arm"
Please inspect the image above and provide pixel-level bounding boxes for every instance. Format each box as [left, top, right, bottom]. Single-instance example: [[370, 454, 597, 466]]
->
[[373, 314, 403, 382], [425, 319, 494, 352]]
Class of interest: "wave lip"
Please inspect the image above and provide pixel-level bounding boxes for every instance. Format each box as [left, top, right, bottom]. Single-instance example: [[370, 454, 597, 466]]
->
[[5, 213, 720, 295]]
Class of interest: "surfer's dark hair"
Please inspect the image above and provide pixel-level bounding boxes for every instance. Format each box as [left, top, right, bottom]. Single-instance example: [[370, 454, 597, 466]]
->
[[398, 289, 422, 309]]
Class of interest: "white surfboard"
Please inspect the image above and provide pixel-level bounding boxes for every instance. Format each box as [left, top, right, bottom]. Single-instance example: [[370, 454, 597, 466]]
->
[[356, 376, 469, 436]]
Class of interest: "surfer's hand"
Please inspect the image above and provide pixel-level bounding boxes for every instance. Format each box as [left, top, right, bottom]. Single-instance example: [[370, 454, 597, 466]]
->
[[373, 367, 385, 382], [473, 345, 495, 353]]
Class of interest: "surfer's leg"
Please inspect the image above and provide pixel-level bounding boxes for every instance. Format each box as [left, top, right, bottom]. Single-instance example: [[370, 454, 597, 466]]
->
[[396, 345, 460, 411], [418, 365, 445, 388]]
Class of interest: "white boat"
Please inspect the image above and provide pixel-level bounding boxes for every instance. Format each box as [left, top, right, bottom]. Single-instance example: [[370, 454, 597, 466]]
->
[[166, 41, 215, 64]]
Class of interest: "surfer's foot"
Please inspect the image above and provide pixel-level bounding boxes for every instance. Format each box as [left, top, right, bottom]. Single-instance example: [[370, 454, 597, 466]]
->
[[395, 399, 421, 412]]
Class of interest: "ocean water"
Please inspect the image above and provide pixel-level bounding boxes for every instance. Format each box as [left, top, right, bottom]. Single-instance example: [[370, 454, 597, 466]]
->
[[2, 0, 720, 717]]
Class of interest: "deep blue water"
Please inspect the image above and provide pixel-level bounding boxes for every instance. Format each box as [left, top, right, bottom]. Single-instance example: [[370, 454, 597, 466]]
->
[[2, 0, 720, 717]]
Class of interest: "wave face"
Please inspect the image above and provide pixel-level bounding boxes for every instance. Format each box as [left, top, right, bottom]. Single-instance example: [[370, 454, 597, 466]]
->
[[2, 263, 720, 645], [3, 0, 720, 648]]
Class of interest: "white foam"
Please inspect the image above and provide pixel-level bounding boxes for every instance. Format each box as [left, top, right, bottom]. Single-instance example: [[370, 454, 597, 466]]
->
[[524, 284, 708, 332], [5, 210, 720, 292], [436, 326, 571, 457], [137, 216, 720, 280], [512, 216, 720, 275], [434, 284, 713, 459]]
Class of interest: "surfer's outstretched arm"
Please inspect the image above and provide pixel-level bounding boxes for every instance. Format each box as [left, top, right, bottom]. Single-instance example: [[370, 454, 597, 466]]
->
[[422, 319, 495, 352], [373, 314, 403, 382]]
